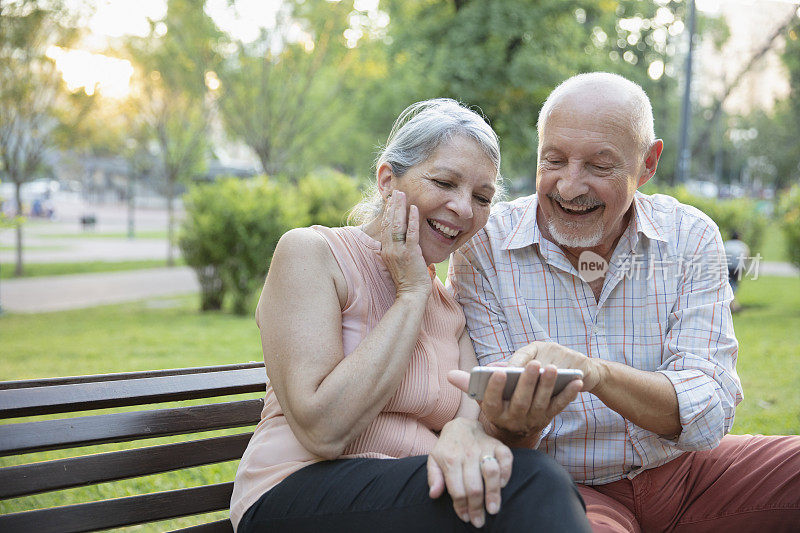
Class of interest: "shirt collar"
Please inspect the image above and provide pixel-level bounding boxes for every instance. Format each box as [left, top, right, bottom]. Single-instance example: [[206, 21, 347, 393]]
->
[[501, 194, 541, 250], [501, 191, 668, 252], [631, 191, 669, 245]]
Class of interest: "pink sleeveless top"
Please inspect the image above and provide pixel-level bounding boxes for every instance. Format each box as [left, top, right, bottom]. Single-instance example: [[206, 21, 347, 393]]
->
[[229, 226, 465, 530]]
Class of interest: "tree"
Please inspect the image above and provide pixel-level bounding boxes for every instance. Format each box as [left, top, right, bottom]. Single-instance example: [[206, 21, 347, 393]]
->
[[764, 16, 800, 192], [690, 10, 797, 163], [378, 0, 709, 187], [124, 0, 226, 265], [726, 17, 800, 193], [0, 0, 79, 275], [215, 0, 360, 179]]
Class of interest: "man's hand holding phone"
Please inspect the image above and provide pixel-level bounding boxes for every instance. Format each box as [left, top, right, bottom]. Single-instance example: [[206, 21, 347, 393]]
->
[[448, 360, 583, 447]]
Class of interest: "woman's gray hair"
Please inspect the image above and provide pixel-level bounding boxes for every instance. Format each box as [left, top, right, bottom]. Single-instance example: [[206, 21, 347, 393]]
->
[[349, 98, 503, 224]]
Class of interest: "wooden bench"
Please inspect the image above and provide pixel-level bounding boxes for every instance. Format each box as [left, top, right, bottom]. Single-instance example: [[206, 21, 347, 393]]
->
[[0, 362, 267, 532]]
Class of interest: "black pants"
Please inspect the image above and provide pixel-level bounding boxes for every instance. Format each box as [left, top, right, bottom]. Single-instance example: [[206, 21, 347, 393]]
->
[[237, 449, 590, 532]]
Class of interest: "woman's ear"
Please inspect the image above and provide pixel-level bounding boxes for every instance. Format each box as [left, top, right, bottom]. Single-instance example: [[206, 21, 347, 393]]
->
[[376, 162, 395, 199]]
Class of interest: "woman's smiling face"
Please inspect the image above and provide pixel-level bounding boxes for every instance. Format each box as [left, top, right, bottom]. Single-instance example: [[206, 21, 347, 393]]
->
[[381, 135, 498, 265]]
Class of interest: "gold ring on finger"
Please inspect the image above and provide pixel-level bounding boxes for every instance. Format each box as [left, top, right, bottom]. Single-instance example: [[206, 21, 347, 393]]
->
[[392, 232, 406, 242]]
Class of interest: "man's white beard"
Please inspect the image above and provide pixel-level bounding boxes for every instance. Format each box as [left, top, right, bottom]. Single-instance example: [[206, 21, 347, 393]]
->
[[547, 219, 603, 248]]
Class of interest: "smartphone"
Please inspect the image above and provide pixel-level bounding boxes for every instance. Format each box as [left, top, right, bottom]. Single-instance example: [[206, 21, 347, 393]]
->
[[467, 366, 583, 401]]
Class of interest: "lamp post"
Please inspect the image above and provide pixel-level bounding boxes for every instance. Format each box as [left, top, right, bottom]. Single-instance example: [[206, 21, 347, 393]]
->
[[675, 0, 697, 185]]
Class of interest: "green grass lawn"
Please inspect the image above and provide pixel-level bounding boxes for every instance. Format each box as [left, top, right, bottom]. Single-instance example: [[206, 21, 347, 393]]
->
[[1, 276, 797, 530], [0, 259, 185, 279], [757, 219, 789, 262], [0, 295, 261, 379], [0, 295, 262, 531], [728, 275, 800, 435]]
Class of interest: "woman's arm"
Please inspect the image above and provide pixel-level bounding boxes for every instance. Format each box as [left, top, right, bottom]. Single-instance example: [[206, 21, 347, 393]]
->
[[259, 192, 432, 459]]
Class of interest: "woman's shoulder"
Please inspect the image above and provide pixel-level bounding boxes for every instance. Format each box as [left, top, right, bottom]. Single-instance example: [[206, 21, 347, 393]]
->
[[271, 227, 348, 304], [280, 226, 325, 245], [273, 227, 337, 269]]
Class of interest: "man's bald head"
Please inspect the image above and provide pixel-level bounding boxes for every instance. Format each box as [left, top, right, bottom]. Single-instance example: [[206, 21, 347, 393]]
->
[[537, 72, 656, 156]]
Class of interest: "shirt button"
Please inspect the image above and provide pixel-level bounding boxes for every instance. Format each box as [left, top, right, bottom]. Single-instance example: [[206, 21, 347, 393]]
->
[[592, 326, 600, 335]]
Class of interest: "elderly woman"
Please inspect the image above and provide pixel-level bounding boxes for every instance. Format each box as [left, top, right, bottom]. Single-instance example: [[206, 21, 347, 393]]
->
[[230, 99, 589, 532]]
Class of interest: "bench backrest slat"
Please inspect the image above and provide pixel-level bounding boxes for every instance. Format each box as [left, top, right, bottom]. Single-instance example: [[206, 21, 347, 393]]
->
[[0, 432, 253, 499], [0, 362, 265, 390], [0, 367, 267, 418], [0, 482, 234, 533], [0, 398, 264, 456]]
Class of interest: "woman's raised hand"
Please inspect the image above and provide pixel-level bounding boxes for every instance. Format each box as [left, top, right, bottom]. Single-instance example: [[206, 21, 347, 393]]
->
[[379, 191, 431, 299]]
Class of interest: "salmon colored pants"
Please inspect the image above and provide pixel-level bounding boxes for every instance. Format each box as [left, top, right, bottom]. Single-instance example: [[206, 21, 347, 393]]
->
[[578, 434, 800, 532]]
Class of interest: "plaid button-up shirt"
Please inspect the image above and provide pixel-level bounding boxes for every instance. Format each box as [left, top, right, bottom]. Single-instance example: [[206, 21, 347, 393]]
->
[[449, 192, 743, 485]]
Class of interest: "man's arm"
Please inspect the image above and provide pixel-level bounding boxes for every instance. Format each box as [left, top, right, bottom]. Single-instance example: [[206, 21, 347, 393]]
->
[[508, 219, 741, 449], [654, 224, 742, 449], [507, 340, 682, 438]]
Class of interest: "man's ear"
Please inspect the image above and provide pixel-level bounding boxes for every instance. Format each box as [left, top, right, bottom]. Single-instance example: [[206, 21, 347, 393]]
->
[[638, 139, 663, 188], [376, 162, 395, 199]]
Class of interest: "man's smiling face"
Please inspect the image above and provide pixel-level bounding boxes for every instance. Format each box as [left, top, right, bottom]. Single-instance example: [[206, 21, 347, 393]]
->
[[535, 91, 651, 255]]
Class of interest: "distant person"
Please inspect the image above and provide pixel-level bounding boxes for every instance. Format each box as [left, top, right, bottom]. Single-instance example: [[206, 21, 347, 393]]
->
[[31, 198, 44, 217], [448, 72, 800, 531], [229, 99, 590, 532], [724, 231, 750, 298]]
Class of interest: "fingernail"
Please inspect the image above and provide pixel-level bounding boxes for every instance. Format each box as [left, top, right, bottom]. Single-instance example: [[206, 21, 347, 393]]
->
[[460, 513, 470, 523], [473, 515, 485, 528], [487, 502, 499, 514]]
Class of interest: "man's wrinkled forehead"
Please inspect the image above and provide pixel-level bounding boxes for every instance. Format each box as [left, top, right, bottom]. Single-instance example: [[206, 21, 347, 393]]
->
[[538, 88, 638, 148]]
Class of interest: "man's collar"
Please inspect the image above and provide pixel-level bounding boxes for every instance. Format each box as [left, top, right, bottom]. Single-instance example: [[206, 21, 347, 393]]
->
[[500, 191, 668, 252], [501, 195, 541, 250], [631, 191, 668, 244]]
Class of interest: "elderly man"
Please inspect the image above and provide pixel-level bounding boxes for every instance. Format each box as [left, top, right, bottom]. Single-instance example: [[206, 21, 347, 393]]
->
[[449, 72, 799, 531]]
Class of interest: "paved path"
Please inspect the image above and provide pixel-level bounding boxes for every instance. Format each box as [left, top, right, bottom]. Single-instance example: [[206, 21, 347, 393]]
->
[[759, 261, 799, 277], [1, 194, 796, 313], [2, 260, 796, 314], [0, 236, 180, 264], [1, 267, 199, 313]]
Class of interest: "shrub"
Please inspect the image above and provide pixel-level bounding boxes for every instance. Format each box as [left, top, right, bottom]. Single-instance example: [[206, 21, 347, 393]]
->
[[179, 176, 294, 315], [641, 185, 767, 254], [779, 185, 800, 271], [296, 168, 364, 228], [179, 170, 364, 314]]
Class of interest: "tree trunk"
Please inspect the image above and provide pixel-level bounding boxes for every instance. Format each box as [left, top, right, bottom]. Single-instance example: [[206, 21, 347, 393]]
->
[[256, 147, 271, 177], [166, 176, 175, 267], [13, 181, 23, 277], [198, 265, 224, 311], [127, 174, 136, 239]]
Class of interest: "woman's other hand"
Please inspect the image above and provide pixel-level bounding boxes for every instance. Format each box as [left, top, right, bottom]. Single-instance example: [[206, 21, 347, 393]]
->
[[379, 191, 431, 299], [427, 418, 513, 528]]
